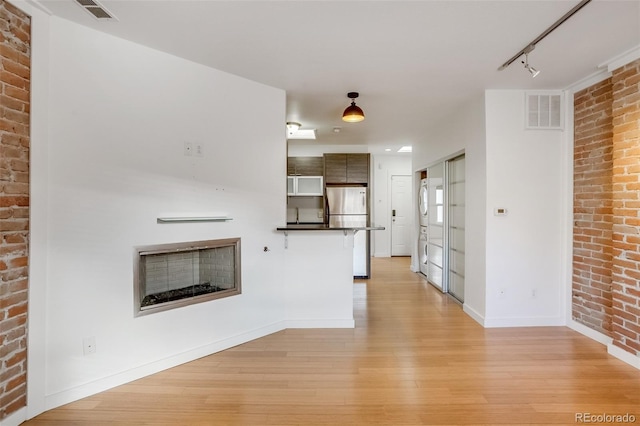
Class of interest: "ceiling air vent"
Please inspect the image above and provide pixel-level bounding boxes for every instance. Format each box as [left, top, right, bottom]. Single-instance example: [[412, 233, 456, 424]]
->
[[526, 92, 563, 130], [75, 0, 116, 20]]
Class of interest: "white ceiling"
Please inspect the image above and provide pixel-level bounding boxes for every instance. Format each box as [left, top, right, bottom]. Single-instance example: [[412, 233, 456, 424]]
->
[[35, 0, 640, 153]]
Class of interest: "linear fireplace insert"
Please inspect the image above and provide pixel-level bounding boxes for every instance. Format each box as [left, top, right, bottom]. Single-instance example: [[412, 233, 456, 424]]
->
[[133, 238, 241, 316]]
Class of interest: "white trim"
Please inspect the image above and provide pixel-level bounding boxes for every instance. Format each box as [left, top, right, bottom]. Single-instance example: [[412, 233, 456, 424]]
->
[[285, 319, 355, 329], [0, 407, 26, 426], [600, 44, 640, 73], [463, 303, 485, 326], [566, 321, 639, 371], [565, 69, 612, 94], [563, 89, 574, 328], [43, 322, 286, 412], [7, 0, 33, 15], [608, 344, 640, 370], [568, 319, 613, 346], [482, 316, 564, 328], [26, 5, 51, 420]]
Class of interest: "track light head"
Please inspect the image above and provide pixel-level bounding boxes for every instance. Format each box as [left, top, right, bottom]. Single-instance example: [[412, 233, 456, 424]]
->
[[522, 52, 541, 78]]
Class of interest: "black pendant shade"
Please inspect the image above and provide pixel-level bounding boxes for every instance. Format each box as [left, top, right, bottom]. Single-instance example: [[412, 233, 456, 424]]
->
[[342, 92, 365, 123]]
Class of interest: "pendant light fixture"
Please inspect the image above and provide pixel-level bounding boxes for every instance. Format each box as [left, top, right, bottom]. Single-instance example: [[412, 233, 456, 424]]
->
[[342, 92, 365, 123]]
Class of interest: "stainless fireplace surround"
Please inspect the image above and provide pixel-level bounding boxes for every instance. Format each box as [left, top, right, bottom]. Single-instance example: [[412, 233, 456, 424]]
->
[[133, 238, 241, 316]]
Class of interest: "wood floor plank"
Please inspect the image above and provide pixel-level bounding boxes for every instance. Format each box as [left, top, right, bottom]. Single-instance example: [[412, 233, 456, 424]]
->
[[23, 257, 640, 425]]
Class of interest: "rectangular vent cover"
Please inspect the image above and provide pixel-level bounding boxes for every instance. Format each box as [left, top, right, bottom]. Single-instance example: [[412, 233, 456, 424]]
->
[[74, 0, 116, 20], [526, 92, 563, 130]]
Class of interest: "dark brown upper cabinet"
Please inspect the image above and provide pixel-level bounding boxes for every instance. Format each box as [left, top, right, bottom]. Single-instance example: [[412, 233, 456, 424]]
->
[[287, 156, 324, 176], [324, 153, 370, 185]]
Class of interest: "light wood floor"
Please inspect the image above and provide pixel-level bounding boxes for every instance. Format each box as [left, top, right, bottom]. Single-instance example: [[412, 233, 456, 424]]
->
[[25, 257, 639, 425]]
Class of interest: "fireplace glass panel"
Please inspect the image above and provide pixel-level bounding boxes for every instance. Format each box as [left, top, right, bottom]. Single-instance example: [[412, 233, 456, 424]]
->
[[135, 238, 241, 316]]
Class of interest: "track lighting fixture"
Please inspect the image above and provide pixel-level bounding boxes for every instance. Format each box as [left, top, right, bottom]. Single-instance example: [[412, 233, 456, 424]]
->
[[342, 92, 365, 123], [498, 0, 592, 72], [521, 47, 541, 78]]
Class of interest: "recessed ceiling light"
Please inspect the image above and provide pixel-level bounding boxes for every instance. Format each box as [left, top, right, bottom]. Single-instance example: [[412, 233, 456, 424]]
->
[[286, 122, 301, 137], [385, 148, 391, 152], [397, 146, 412, 153]]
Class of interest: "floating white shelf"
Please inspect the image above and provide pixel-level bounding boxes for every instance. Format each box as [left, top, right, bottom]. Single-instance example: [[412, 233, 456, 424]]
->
[[157, 217, 233, 224]]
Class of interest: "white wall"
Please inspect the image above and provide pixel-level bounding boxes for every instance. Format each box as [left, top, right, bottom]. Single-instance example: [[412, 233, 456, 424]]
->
[[29, 16, 288, 414], [484, 90, 565, 326], [371, 155, 412, 257], [413, 90, 567, 327], [413, 94, 487, 322]]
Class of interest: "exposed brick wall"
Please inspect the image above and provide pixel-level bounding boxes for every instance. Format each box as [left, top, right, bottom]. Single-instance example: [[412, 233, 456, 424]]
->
[[573, 78, 614, 335], [573, 58, 640, 357], [0, 0, 30, 420], [611, 60, 640, 355]]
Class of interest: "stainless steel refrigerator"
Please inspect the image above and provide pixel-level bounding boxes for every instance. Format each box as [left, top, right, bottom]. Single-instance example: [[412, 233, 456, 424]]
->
[[326, 186, 370, 278]]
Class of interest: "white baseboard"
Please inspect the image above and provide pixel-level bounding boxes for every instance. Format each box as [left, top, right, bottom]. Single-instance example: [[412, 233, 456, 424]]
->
[[43, 321, 286, 412], [39, 318, 355, 415], [608, 344, 640, 370], [463, 304, 485, 326], [285, 319, 355, 328], [568, 320, 639, 370], [482, 315, 565, 328], [568, 319, 613, 346], [0, 407, 26, 426]]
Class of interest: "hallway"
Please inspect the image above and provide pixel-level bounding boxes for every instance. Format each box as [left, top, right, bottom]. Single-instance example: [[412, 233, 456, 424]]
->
[[25, 257, 639, 425]]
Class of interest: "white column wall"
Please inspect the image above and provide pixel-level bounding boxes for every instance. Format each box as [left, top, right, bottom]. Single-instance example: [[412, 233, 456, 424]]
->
[[29, 15, 288, 414], [284, 232, 355, 328], [484, 90, 565, 326]]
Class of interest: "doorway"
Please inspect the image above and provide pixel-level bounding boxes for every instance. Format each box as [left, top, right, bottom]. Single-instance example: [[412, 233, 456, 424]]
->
[[421, 154, 465, 302], [391, 175, 412, 256]]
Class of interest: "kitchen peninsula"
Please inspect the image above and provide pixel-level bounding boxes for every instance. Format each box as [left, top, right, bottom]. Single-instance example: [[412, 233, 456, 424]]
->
[[281, 153, 382, 327], [286, 153, 378, 275], [275, 224, 383, 329]]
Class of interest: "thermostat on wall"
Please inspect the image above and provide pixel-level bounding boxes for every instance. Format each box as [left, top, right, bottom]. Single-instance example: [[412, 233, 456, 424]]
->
[[494, 207, 508, 216]]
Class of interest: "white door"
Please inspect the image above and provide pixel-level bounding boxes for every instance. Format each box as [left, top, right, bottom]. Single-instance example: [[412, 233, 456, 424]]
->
[[391, 175, 412, 256]]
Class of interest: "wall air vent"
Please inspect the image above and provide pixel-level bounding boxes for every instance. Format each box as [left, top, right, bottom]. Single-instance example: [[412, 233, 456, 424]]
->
[[526, 92, 563, 130], [75, 0, 117, 20]]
